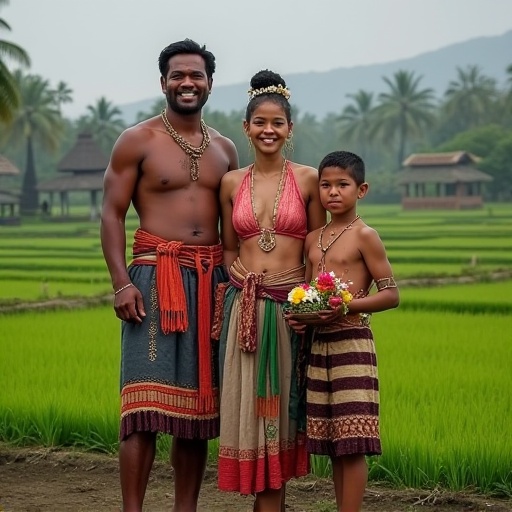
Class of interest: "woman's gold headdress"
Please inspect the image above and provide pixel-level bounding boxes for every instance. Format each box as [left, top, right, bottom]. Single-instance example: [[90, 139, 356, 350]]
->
[[247, 84, 291, 101]]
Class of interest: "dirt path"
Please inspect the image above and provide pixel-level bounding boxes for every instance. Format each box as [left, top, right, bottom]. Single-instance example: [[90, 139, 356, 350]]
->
[[0, 445, 510, 512]]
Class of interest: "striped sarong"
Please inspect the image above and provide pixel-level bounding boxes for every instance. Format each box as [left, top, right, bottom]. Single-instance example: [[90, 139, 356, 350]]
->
[[307, 315, 382, 457]]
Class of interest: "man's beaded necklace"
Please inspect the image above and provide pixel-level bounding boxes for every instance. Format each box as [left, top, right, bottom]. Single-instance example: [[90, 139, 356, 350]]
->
[[160, 109, 210, 181]]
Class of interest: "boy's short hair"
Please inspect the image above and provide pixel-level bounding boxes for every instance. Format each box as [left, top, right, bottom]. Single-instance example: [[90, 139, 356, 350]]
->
[[318, 151, 365, 185]]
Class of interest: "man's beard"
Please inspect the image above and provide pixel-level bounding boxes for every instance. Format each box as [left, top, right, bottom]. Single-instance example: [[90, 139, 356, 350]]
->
[[165, 92, 209, 115]]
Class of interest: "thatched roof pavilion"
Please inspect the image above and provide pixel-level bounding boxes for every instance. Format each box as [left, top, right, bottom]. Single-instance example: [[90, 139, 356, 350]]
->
[[0, 154, 21, 223], [38, 133, 109, 218], [397, 151, 493, 210], [0, 154, 21, 176]]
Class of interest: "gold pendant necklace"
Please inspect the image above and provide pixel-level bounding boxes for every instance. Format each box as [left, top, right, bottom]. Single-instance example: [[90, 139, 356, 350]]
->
[[250, 159, 287, 252], [160, 109, 210, 181], [317, 215, 360, 271]]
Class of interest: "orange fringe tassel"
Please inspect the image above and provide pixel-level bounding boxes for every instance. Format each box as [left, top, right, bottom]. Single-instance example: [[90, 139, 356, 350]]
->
[[196, 251, 215, 413], [156, 241, 188, 334], [256, 395, 280, 418]]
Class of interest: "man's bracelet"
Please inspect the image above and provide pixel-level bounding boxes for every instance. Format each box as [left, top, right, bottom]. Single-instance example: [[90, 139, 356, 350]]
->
[[114, 283, 133, 295]]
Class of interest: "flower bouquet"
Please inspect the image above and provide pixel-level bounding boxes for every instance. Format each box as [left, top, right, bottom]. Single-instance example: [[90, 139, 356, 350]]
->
[[283, 271, 353, 325]]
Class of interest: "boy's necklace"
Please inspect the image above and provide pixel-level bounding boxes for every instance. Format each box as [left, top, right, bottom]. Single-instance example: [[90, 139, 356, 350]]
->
[[317, 215, 360, 271]]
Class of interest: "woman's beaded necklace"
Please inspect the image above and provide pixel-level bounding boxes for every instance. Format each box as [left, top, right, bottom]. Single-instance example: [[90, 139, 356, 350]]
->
[[250, 159, 287, 252], [160, 109, 210, 181], [317, 215, 360, 271]]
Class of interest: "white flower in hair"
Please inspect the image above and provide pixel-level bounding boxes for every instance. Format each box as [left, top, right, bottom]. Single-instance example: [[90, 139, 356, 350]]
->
[[248, 84, 291, 100]]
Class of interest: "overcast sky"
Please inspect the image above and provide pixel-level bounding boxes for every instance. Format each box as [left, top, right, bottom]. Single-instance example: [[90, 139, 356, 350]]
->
[[4, 0, 512, 118]]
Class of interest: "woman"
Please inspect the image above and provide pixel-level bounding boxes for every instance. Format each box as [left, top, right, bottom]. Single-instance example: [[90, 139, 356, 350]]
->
[[214, 70, 326, 511]]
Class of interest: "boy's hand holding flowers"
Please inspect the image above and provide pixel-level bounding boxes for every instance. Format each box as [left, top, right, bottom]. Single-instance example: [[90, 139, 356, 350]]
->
[[284, 271, 353, 326]]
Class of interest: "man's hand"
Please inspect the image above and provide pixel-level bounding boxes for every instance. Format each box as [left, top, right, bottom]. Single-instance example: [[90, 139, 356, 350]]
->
[[114, 285, 146, 323]]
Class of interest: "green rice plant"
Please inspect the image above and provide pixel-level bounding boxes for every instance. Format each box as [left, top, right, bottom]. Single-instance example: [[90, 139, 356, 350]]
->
[[0, 410, 39, 446], [0, 248, 99, 256], [154, 433, 222, 466], [399, 300, 512, 315], [372, 309, 512, 494], [392, 262, 499, 279], [0, 257, 107, 272], [0, 270, 111, 284], [492, 477, 512, 499], [0, 307, 121, 450], [0, 279, 111, 301], [387, 250, 512, 266], [401, 281, 512, 304], [309, 455, 332, 478], [398, 280, 512, 315], [386, 237, 512, 251], [71, 423, 119, 454]]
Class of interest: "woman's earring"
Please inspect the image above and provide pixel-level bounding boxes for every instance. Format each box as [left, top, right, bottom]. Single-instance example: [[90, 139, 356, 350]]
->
[[283, 132, 294, 157]]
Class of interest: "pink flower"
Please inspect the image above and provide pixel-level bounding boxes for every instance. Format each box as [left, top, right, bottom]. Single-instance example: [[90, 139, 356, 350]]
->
[[328, 296, 343, 309], [316, 272, 336, 292], [300, 283, 311, 290]]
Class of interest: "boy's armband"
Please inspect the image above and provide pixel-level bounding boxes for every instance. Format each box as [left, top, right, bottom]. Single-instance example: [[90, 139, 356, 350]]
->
[[375, 276, 397, 291]]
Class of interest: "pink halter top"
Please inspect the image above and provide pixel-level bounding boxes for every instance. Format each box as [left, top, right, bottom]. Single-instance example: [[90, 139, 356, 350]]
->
[[232, 161, 307, 241]]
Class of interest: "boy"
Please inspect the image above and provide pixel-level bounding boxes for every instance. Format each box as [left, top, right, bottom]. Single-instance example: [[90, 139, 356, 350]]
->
[[302, 151, 399, 512]]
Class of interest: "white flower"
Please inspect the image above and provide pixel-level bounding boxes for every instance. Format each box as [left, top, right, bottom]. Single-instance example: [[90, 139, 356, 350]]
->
[[303, 288, 320, 303]]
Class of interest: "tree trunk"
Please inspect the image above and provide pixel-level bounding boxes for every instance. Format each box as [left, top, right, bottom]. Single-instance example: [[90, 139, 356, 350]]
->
[[397, 112, 407, 168], [20, 136, 39, 216]]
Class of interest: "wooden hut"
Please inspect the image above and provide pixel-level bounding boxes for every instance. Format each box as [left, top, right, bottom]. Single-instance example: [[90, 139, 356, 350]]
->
[[0, 154, 21, 224], [397, 151, 493, 210], [38, 133, 109, 219]]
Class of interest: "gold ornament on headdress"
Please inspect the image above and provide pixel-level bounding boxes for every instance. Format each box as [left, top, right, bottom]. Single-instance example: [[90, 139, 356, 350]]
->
[[248, 84, 291, 101]]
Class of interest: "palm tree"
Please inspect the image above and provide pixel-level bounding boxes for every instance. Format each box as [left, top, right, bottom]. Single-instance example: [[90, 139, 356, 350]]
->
[[292, 111, 324, 167], [79, 97, 125, 154], [502, 63, 512, 126], [51, 80, 73, 114], [443, 65, 498, 130], [0, 0, 30, 122], [135, 98, 165, 123], [373, 70, 436, 167], [337, 90, 375, 161], [6, 71, 64, 214]]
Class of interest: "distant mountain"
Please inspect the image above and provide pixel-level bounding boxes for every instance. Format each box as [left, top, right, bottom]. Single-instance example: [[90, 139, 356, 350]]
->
[[120, 30, 512, 124]]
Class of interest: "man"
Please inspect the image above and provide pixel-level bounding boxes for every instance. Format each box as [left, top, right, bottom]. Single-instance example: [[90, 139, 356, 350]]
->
[[100, 39, 239, 512]]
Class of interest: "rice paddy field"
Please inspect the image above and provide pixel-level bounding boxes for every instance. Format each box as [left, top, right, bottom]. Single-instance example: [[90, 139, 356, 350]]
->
[[0, 204, 511, 495]]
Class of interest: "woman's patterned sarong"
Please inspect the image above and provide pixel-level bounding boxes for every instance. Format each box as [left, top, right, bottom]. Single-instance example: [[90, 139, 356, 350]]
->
[[119, 229, 226, 441], [307, 316, 381, 457], [215, 259, 309, 495]]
